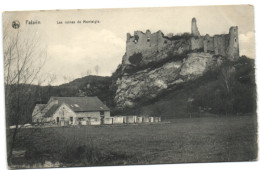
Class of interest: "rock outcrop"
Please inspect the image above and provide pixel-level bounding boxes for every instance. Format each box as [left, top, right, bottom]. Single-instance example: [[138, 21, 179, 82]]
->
[[115, 53, 223, 108]]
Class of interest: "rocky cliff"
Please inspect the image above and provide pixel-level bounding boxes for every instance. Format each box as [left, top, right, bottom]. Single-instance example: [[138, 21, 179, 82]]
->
[[115, 53, 223, 108], [114, 18, 239, 109]]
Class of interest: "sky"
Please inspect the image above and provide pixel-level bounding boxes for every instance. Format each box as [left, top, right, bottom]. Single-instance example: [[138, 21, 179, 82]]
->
[[3, 5, 255, 85]]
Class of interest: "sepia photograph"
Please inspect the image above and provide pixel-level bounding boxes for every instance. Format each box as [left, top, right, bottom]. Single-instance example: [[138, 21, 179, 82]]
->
[[2, 4, 257, 169]]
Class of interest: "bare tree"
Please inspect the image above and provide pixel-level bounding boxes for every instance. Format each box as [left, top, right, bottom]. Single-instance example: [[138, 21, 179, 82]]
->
[[94, 65, 100, 75], [86, 69, 92, 76], [220, 65, 235, 94], [63, 75, 74, 84], [36, 73, 57, 104], [220, 65, 235, 116], [4, 20, 47, 163], [80, 69, 92, 77]]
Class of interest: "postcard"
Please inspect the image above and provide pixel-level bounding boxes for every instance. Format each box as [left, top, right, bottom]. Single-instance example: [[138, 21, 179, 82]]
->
[[2, 5, 257, 169]]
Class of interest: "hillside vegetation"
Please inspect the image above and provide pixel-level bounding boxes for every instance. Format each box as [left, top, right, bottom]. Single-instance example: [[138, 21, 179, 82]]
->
[[5, 55, 255, 125], [113, 56, 256, 118]]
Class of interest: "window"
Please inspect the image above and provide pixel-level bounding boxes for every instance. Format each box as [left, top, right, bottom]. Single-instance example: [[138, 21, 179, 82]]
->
[[234, 38, 237, 43], [100, 111, 104, 116], [56, 117, 59, 123], [70, 117, 73, 122], [134, 35, 139, 43], [147, 38, 150, 42]]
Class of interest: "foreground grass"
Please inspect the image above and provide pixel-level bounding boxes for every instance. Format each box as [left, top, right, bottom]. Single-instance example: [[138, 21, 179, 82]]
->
[[8, 115, 257, 167]]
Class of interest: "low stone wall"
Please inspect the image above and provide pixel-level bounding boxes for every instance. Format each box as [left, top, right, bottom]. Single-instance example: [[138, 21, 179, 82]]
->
[[143, 117, 149, 123], [123, 116, 127, 123], [113, 116, 124, 124], [126, 116, 135, 124], [133, 116, 137, 123], [75, 116, 161, 126], [90, 118, 101, 125], [154, 117, 159, 122], [104, 117, 113, 125], [136, 117, 143, 123]]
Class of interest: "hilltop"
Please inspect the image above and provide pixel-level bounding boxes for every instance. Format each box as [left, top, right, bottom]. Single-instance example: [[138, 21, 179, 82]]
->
[[114, 18, 240, 109]]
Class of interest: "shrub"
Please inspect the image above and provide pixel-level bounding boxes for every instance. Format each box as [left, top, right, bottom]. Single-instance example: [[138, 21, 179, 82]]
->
[[164, 32, 193, 41], [128, 53, 142, 65]]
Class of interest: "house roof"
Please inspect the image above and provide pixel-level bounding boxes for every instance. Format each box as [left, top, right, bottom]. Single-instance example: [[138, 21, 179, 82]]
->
[[43, 96, 109, 117], [44, 104, 60, 117], [32, 104, 46, 116], [51, 96, 109, 111]]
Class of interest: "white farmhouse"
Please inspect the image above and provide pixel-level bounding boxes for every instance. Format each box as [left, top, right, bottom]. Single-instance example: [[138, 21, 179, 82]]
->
[[32, 96, 110, 125]]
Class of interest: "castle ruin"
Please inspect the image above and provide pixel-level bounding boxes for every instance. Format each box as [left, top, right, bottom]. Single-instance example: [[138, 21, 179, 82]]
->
[[122, 18, 239, 65], [191, 18, 200, 36]]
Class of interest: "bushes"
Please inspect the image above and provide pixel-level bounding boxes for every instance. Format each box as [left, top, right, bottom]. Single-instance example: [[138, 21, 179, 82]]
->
[[128, 52, 143, 65], [163, 32, 193, 41], [192, 58, 256, 116], [124, 52, 189, 75], [59, 144, 101, 165], [10, 127, 132, 167]]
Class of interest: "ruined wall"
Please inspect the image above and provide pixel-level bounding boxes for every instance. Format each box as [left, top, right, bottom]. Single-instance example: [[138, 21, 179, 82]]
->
[[190, 36, 204, 50], [123, 18, 239, 67], [227, 26, 239, 61], [124, 30, 172, 65], [191, 18, 200, 36], [213, 34, 229, 56], [191, 26, 239, 60], [203, 34, 214, 52]]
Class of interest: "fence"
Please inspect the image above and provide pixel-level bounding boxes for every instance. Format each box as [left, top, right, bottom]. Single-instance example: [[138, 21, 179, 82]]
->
[[113, 116, 124, 124], [52, 116, 161, 126]]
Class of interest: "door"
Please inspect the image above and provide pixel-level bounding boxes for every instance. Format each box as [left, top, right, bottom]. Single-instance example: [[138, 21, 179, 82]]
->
[[56, 117, 59, 124], [101, 116, 104, 124]]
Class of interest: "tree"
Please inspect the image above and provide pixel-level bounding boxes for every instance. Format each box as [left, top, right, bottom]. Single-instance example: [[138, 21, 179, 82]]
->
[[94, 65, 100, 75], [3, 20, 47, 163], [63, 75, 74, 84], [187, 97, 194, 118], [219, 64, 235, 116], [80, 69, 92, 77], [86, 69, 92, 76]]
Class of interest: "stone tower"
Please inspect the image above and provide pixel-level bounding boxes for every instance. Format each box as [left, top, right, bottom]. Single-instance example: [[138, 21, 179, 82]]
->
[[227, 26, 239, 61], [191, 18, 200, 36]]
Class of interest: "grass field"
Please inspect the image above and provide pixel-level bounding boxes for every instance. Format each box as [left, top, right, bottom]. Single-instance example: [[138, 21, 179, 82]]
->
[[8, 115, 258, 168]]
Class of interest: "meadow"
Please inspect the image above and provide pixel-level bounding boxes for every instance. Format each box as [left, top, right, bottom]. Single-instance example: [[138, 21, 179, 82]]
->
[[8, 115, 258, 168]]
